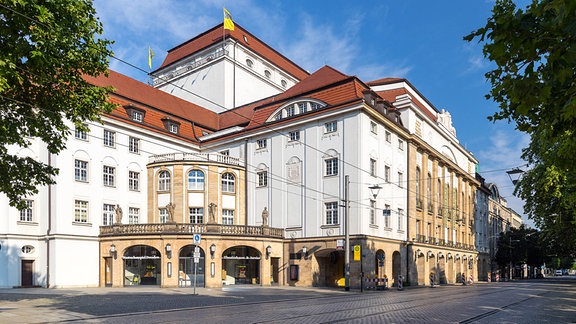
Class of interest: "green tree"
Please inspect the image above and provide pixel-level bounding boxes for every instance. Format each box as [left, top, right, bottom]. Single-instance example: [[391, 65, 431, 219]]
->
[[465, 0, 576, 256], [0, 0, 115, 208]]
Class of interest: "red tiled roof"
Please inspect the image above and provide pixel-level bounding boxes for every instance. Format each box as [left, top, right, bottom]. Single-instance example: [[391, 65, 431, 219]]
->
[[84, 70, 219, 130], [218, 66, 355, 129], [369, 78, 438, 122], [158, 23, 309, 81]]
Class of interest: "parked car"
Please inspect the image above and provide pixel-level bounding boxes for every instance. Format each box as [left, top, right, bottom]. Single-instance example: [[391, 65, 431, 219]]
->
[[555, 270, 563, 276]]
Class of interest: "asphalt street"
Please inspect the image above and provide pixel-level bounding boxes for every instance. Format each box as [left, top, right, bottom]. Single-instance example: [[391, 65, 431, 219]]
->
[[1, 278, 575, 323]]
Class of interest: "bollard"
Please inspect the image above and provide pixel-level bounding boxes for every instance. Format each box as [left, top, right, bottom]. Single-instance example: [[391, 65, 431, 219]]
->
[[398, 275, 403, 290], [430, 272, 435, 287]]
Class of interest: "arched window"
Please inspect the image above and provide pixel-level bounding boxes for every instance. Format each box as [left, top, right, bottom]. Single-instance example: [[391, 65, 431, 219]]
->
[[222, 172, 235, 193], [415, 167, 422, 209], [158, 170, 171, 191], [188, 170, 205, 190]]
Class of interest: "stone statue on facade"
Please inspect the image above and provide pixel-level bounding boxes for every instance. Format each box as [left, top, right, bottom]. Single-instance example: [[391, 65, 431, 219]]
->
[[166, 202, 175, 223], [262, 207, 269, 227], [208, 202, 217, 223], [114, 204, 122, 224]]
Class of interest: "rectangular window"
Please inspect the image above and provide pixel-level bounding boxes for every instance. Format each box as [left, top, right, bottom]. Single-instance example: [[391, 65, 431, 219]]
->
[[384, 204, 391, 228], [289, 130, 300, 142], [75, 160, 88, 182], [189, 207, 204, 224], [103, 129, 115, 147], [257, 171, 268, 187], [398, 139, 404, 150], [370, 158, 377, 177], [103, 203, 115, 226], [131, 110, 143, 122], [128, 171, 140, 191], [103, 166, 115, 187], [385, 131, 391, 143], [398, 208, 404, 230], [325, 202, 339, 225], [159, 208, 168, 223], [325, 158, 338, 176], [257, 139, 267, 149], [324, 121, 337, 133], [74, 200, 88, 223], [129, 137, 140, 153], [298, 102, 307, 113], [398, 172, 404, 188], [370, 121, 377, 134], [222, 209, 234, 225], [286, 105, 295, 117], [75, 125, 88, 141], [384, 165, 390, 183], [129, 207, 139, 224], [370, 200, 376, 225], [19, 200, 33, 222]]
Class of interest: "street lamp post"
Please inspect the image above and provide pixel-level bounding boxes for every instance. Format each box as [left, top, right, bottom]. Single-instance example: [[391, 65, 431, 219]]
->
[[509, 237, 519, 280], [344, 175, 350, 291]]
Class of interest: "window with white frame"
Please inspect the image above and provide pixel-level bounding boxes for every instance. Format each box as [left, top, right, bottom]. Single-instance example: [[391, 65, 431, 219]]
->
[[131, 110, 144, 122], [128, 171, 139, 191], [384, 204, 391, 228], [289, 130, 300, 142], [310, 102, 322, 110], [370, 121, 377, 134], [384, 165, 391, 183], [286, 105, 295, 117], [103, 203, 115, 226], [325, 202, 339, 225], [222, 172, 235, 193], [398, 171, 404, 188], [19, 200, 33, 222], [103, 129, 115, 147], [128, 207, 139, 224], [385, 131, 391, 143], [398, 139, 404, 150], [370, 158, 377, 176], [74, 200, 88, 223], [159, 208, 168, 223], [324, 121, 337, 133], [188, 170, 205, 190], [298, 102, 307, 113], [189, 207, 204, 224], [257, 170, 268, 187], [129, 137, 140, 153], [398, 208, 404, 230], [370, 200, 376, 225], [256, 139, 267, 149], [75, 159, 88, 182], [103, 166, 115, 187], [158, 170, 170, 191], [75, 125, 88, 141], [222, 209, 234, 225], [325, 158, 338, 176]]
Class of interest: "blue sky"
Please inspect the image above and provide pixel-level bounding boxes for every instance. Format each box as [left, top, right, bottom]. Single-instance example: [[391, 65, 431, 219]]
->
[[93, 0, 533, 227]]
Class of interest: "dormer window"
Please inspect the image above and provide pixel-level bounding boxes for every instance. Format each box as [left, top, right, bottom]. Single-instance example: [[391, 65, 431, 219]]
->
[[132, 110, 144, 122], [266, 99, 327, 123], [124, 105, 146, 123], [161, 117, 181, 135]]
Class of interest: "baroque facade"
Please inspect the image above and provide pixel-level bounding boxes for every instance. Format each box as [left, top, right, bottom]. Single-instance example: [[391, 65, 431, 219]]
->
[[1, 22, 521, 289]]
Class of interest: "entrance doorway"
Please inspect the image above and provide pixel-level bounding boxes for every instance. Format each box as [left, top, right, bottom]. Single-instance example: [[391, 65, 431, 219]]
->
[[123, 245, 161, 286], [21, 260, 33, 287], [179, 245, 205, 287], [222, 246, 261, 285], [270, 257, 280, 285]]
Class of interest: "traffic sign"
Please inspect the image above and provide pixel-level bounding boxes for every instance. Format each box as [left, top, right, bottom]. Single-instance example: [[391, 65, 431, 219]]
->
[[193, 234, 201, 244], [194, 257, 200, 263], [353, 245, 361, 261]]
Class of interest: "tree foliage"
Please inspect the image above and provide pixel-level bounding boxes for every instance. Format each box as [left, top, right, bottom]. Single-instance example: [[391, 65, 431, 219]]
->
[[0, 0, 115, 208], [494, 226, 548, 270], [466, 0, 576, 256]]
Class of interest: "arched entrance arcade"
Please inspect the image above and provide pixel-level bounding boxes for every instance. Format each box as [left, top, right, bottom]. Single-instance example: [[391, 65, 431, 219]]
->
[[179, 245, 205, 287], [123, 245, 161, 286], [221, 246, 261, 285]]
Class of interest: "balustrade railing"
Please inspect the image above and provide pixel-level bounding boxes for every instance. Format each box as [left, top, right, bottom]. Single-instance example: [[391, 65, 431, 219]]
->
[[148, 152, 242, 166], [100, 223, 283, 238]]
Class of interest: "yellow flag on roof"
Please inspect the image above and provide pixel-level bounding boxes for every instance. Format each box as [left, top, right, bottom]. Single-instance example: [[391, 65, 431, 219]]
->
[[148, 46, 154, 69], [223, 8, 234, 31]]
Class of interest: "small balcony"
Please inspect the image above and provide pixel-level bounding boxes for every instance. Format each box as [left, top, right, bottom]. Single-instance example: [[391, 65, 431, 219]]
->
[[100, 223, 284, 239]]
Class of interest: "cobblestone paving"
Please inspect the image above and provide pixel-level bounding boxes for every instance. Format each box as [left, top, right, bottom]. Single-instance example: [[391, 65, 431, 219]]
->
[[1, 279, 575, 323]]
